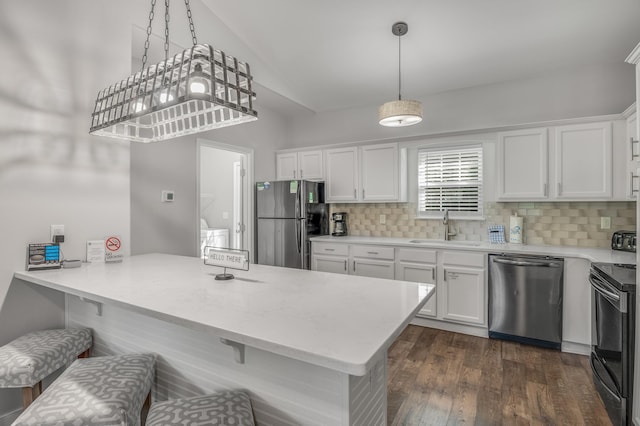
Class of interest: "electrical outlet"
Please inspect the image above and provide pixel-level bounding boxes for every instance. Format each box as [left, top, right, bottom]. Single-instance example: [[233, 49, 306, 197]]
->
[[379, 214, 386, 225], [600, 217, 611, 230], [50, 224, 65, 242]]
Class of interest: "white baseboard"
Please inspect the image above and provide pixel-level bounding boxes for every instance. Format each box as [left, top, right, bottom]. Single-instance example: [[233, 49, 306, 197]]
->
[[410, 318, 591, 356], [561, 341, 591, 356], [410, 316, 489, 338], [0, 408, 22, 426]]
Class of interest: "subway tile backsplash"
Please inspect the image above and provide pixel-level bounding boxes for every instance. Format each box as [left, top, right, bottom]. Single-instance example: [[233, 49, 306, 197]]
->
[[329, 201, 636, 248]]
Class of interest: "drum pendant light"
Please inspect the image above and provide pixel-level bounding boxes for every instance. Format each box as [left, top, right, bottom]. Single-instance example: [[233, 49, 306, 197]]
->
[[89, 0, 258, 143], [378, 22, 423, 127]]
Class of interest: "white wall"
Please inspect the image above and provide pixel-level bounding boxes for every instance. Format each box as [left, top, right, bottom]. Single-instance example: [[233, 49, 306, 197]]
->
[[285, 62, 635, 148], [0, 0, 132, 416], [130, 106, 287, 257]]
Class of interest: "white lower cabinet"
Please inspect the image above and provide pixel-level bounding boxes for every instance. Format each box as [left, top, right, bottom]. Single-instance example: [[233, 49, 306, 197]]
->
[[312, 242, 349, 275], [396, 248, 437, 318], [351, 245, 395, 279], [440, 251, 486, 326]]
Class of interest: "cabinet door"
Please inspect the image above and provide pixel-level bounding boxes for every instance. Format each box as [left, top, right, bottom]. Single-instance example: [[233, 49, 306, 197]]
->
[[396, 262, 436, 317], [325, 147, 359, 202], [361, 143, 398, 201], [555, 122, 612, 198], [441, 266, 485, 325], [627, 113, 639, 199], [352, 259, 395, 280], [298, 150, 324, 181], [276, 153, 298, 180], [313, 254, 348, 275], [497, 128, 548, 199]]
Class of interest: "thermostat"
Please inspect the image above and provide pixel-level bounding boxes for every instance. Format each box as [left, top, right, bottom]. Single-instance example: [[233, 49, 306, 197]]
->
[[161, 190, 175, 202]]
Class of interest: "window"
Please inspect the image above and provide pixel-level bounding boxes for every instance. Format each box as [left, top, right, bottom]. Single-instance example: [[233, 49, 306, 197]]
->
[[417, 145, 483, 218]]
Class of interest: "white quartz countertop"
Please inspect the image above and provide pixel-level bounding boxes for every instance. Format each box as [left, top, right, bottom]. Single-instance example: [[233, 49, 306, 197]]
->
[[14, 253, 433, 376], [311, 236, 636, 264]]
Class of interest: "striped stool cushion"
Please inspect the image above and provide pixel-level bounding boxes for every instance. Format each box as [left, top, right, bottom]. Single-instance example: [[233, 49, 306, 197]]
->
[[13, 353, 156, 426], [0, 328, 91, 388], [146, 391, 256, 426]]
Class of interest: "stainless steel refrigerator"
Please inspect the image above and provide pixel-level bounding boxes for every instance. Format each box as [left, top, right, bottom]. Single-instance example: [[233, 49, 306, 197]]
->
[[256, 180, 329, 269]]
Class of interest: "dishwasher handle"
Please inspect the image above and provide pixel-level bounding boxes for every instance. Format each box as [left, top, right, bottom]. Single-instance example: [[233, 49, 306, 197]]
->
[[492, 257, 562, 268]]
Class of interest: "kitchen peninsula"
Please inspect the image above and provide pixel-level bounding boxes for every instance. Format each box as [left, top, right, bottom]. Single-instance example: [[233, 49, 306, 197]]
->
[[13, 253, 433, 426]]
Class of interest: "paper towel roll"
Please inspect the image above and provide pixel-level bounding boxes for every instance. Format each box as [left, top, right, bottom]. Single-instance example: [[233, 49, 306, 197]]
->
[[509, 215, 523, 244]]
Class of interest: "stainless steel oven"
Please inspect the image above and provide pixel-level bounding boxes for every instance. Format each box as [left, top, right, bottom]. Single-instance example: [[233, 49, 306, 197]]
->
[[590, 262, 636, 426]]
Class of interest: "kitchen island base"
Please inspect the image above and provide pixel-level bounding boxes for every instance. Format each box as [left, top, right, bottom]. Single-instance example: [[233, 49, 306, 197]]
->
[[65, 294, 387, 426]]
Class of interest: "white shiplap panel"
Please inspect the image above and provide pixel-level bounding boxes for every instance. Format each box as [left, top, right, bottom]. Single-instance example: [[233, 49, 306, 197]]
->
[[67, 294, 380, 426]]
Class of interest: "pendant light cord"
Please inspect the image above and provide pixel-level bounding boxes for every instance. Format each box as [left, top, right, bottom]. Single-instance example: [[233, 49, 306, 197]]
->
[[398, 33, 402, 101]]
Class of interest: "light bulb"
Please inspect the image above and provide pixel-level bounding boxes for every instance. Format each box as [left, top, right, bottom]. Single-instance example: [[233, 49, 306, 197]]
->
[[190, 81, 206, 94], [159, 93, 174, 103], [133, 100, 147, 113]]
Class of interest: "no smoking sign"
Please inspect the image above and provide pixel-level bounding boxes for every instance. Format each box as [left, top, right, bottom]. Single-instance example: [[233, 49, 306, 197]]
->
[[105, 235, 123, 263]]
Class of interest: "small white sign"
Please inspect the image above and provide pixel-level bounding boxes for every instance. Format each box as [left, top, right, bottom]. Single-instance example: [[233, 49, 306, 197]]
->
[[204, 247, 249, 271], [86, 240, 105, 263]]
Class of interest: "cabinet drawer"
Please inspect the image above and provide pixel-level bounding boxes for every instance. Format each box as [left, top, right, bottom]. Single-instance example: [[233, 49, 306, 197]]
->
[[396, 248, 437, 264], [442, 251, 486, 268], [351, 245, 395, 260], [313, 242, 348, 256]]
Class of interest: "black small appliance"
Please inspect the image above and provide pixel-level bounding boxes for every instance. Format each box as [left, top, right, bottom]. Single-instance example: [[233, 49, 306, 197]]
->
[[612, 231, 636, 253], [331, 212, 348, 236]]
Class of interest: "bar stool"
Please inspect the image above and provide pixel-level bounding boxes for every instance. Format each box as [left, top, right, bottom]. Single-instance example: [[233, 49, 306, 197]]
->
[[0, 328, 92, 408], [146, 391, 256, 426]]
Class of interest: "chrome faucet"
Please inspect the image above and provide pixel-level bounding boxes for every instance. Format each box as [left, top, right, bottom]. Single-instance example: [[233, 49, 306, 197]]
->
[[443, 209, 457, 241]]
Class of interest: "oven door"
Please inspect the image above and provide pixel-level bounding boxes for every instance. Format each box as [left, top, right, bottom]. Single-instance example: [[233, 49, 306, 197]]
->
[[590, 269, 629, 396]]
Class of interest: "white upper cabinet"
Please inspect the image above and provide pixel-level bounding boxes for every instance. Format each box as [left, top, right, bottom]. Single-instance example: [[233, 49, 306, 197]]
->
[[495, 120, 620, 201], [297, 150, 324, 181], [325, 147, 359, 202], [497, 128, 548, 200], [276, 150, 324, 181], [325, 143, 406, 203], [554, 122, 612, 199], [361, 143, 399, 201], [276, 152, 298, 180]]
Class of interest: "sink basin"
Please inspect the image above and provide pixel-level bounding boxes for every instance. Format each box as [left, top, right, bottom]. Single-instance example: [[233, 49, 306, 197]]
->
[[408, 239, 481, 247]]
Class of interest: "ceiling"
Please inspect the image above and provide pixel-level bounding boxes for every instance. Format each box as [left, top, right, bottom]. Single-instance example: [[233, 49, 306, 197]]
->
[[200, 0, 640, 114]]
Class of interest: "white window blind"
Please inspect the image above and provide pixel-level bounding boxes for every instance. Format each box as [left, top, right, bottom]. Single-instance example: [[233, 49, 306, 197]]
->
[[418, 146, 483, 218]]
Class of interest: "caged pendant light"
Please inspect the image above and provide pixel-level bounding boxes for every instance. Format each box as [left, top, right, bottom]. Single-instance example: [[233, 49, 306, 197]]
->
[[378, 22, 422, 127], [89, 0, 258, 143]]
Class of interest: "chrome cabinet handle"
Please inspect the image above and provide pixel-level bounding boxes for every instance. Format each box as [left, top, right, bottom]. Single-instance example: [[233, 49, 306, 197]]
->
[[293, 170, 296, 178], [543, 183, 548, 197], [431, 267, 435, 281], [367, 251, 379, 255], [557, 182, 562, 195], [344, 260, 347, 271], [300, 169, 304, 178], [631, 137, 639, 160], [324, 248, 335, 252], [354, 189, 357, 199], [630, 172, 639, 197], [353, 260, 356, 271], [362, 189, 365, 198]]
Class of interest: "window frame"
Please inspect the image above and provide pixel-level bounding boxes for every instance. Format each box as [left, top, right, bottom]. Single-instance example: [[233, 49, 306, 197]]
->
[[416, 144, 485, 220]]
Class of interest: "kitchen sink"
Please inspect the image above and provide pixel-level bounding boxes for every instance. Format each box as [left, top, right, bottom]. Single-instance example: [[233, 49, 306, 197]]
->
[[408, 239, 481, 246]]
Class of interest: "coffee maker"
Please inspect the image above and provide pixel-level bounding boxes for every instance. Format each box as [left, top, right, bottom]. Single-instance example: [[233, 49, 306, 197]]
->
[[332, 212, 348, 236]]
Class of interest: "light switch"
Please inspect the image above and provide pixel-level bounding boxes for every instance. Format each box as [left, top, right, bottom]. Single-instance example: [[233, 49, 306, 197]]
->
[[379, 214, 386, 225], [600, 217, 611, 230]]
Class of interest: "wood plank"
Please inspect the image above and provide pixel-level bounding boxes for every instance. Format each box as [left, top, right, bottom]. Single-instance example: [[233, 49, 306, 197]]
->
[[387, 326, 611, 425]]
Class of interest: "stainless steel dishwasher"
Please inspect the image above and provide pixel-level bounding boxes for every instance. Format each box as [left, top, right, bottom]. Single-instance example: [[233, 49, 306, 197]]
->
[[488, 253, 564, 349]]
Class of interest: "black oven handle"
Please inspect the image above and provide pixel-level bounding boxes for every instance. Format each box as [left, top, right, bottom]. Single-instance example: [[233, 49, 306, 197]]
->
[[590, 355, 622, 402], [589, 275, 620, 302]]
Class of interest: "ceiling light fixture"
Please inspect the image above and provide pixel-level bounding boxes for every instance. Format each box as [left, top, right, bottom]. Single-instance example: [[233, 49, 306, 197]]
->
[[378, 22, 422, 127], [89, 0, 258, 143]]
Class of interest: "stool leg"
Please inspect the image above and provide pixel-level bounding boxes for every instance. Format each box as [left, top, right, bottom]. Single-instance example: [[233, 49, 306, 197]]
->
[[21, 382, 41, 408], [141, 392, 151, 426], [78, 349, 91, 358]]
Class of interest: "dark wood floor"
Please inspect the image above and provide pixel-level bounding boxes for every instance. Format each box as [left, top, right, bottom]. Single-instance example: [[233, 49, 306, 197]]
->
[[387, 325, 611, 426]]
